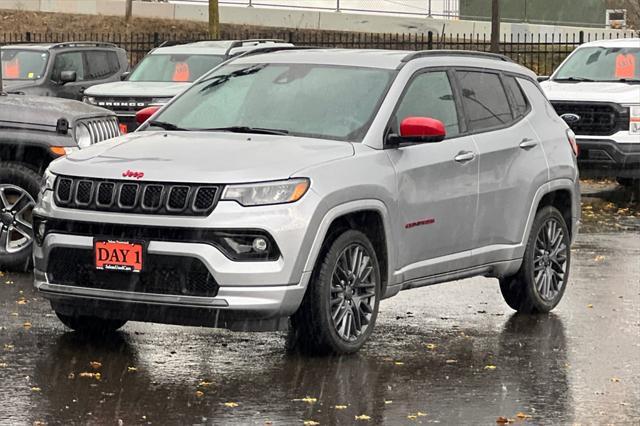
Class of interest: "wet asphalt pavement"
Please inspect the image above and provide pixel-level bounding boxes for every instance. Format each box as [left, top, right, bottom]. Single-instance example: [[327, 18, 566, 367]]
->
[[1, 181, 639, 425]]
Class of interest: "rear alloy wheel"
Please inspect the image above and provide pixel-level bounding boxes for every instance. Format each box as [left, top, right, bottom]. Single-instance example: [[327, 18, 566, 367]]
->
[[290, 230, 381, 354], [0, 163, 41, 271], [500, 206, 571, 313]]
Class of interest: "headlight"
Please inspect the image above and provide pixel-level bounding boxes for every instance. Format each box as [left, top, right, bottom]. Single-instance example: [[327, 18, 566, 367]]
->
[[222, 178, 310, 207], [83, 96, 97, 105], [74, 123, 92, 148], [150, 97, 172, 105]]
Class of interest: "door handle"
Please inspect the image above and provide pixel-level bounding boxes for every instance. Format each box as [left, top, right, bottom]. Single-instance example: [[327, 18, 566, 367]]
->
[[454, 151, 476, 163], [519, 138, 538, 149]]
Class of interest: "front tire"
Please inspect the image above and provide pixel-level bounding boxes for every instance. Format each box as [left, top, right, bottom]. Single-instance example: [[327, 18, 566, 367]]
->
[[500, 206, 571, 313], [0, 162, 41, 271], [290, 230, 381, 355], [55, 311, 127, 334]]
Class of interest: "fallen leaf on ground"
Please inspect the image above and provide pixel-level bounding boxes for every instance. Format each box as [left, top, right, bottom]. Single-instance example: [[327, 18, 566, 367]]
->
[[4, 344, 14, 351], [23, 322, 32, 328], [355, 414, 371, 421], [496, 416, 512, 424], [224, 402, 239, 408], [199, 380, 213, 387], [0, 363, 7, 368], [587, 304, 594, 308], [295, 396, 317, 404], [31, 387, 41, 392], [78, 372, 101, 380], [425, 343, 437, 350], [67, 373, 75, 379], [5, 280, 13, 285], [127, 366, 137, 372], [384, 400, 393, 404], [611, 377, 621, 383], [516, 412, 532, 419], [303, 421, 320, 426], [10, 312, 18, 316], [195, 391, 204, 398], [594, 255, 605, 262], [407, 415, 417, 420], [16, 299, 27, 305], [334, 405, 348, 410], [394, 361, 404, 366], [89, 361, 102, 369], [484, 365, 497, 370], [416, 412, 427, 417], [445, 359, 458, 364]]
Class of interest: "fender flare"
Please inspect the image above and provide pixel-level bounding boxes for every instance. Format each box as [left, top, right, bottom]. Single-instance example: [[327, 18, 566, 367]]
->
[[302, 199, 396, 291]]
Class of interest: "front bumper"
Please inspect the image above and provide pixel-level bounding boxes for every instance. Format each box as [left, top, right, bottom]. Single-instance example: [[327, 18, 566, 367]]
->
[[33, 188, 322, 329], [576, 139, 640, 178]]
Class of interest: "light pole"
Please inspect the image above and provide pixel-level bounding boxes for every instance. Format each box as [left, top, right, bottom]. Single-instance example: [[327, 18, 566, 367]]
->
[[209, 0, 220, 39], [490, 0, 500, 53]]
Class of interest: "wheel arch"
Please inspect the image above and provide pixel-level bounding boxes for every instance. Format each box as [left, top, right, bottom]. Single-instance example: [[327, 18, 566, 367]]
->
[[0, 141, 55, 174], [302, 200, 395, 299]]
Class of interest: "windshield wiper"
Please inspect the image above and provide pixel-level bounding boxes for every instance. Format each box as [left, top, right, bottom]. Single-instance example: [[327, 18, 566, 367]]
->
[[553, 77, 594, 82], [612, 78, 640, 84], [147, 120, 186, 131], [195, 126, 290, 136]]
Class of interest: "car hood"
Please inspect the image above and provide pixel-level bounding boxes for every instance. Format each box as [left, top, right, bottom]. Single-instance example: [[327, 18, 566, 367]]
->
[[0, 94, 114, 127], [83, 81, 191, 98], [2, 79, 39, 92], [541, 80, 640, 104], [50, 131, 355, 183]]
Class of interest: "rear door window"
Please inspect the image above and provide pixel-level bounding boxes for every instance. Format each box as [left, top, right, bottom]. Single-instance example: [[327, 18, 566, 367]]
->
[[85, 50, 120, 80], [393, 70, 460, 138], [456, 70, 512, 131]]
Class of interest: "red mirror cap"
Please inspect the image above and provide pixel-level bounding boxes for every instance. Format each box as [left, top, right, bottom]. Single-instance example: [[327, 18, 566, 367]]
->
[[400, 117, 446, 138], [135, 106, 160, 125]]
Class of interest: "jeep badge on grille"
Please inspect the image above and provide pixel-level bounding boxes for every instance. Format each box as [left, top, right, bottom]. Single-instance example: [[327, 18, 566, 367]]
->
[[122, 170, 144, 179]]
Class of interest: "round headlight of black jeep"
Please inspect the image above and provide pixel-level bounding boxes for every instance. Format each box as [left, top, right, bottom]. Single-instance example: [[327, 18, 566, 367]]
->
[[74, 123, 92, 148]]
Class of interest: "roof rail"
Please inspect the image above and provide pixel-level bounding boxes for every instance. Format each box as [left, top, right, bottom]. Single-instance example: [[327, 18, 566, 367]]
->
[[224, 39, 287, 56], [50, 41, 118, 49], [402, 50, 513, 63]]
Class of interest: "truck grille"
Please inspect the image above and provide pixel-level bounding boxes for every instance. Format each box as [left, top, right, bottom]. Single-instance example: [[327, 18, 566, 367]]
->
[[551, 102, 629, 136], [47, 248, 219, 298], [76, 117, 121, 144], [54, 176, 221, 216], [93, 97, 153, 113]]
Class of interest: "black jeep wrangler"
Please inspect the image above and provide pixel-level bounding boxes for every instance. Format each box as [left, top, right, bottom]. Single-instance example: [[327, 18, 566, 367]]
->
[[0, 88, 119, 270], [1, 41, 128, 101]]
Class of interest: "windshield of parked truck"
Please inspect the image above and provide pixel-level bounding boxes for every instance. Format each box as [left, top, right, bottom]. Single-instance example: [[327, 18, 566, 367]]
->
[[1, 49, 49, 80], [554, 46, 640, 82], [150, 63, 395, 141], [128, 53, 226, 82]]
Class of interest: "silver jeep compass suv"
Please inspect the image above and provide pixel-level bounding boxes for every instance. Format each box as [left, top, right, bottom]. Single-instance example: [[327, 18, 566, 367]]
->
[[33, 49, 580, 354]]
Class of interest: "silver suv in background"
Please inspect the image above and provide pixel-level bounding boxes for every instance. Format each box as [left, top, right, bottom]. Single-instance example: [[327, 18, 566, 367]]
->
[[83, 39, 293, 132], [34, 49, 579, 354]]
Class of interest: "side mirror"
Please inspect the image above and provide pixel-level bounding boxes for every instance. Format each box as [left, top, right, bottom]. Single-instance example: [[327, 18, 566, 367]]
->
[[120, 71, 130, 81], [387, 117, 446, 147], [136, 106, 160, 125], [537, 75, 550, 83], [60, 70, 77, 84]]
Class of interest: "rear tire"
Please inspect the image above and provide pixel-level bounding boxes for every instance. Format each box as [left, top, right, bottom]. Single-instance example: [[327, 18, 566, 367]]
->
[[0, 162, 41, 272], [290, 230, 381, 355], [616, 178, 639, 191], [500, 206, 571, 313], [55, 311, 127, 333]]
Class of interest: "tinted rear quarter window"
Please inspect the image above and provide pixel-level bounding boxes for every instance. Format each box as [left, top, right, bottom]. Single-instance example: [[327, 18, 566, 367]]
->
[[457, 70, 512, 131], [503, 75, 529, 119], [85, 51, 120, 80]]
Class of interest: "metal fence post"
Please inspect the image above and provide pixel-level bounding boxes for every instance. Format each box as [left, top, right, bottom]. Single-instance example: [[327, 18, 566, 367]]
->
[[248, 0, 253, 7], [336, 0, 340, 12], [427, 31, 433, 50], [579, 30, 584, 45], [428, 0, 432, 17]]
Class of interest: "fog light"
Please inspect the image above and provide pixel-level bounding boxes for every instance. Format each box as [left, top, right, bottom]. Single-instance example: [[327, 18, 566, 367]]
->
[[33, 218, 46, 245], [252, 237, 268, 252]]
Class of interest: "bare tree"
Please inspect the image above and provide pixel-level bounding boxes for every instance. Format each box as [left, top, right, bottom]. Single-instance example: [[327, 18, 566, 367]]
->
[[209, 0, 220, 39], [490, 0, 500, 53]]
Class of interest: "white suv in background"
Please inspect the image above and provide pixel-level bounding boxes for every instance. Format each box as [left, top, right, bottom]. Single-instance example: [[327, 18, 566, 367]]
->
[[540, 38, 640, 188], [83, 39, 292, 132]]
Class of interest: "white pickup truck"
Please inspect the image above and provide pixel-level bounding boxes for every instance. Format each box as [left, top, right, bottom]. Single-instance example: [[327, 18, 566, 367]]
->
[[541, 38, 640, 188]]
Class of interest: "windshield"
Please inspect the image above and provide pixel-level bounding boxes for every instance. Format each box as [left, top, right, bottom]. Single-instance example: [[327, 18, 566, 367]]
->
[[1, 49, 49, 80], [150, 63, 395, 141], [128, 53, 226, 82], [554, 46, 640, 82]]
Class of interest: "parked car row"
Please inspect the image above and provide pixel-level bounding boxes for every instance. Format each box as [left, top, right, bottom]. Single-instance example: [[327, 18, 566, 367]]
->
[[0, 36, 636, 354]]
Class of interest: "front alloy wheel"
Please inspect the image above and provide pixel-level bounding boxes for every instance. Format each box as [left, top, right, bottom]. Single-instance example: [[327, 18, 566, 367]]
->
[[0, 184, 35, 256], [290, 230, 381, 354]]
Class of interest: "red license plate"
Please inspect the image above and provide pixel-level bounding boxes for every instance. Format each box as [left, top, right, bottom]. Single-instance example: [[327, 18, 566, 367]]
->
[[95, 240, 143, 272]]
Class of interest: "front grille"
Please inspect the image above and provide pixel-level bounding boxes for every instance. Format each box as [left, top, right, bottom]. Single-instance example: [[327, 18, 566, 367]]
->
[[77, 117, 120, 145], [551, 102, 629, 136], [94, 97, 153, 113], [48, 248, 219, 298], [54, 176, 220, 216]]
